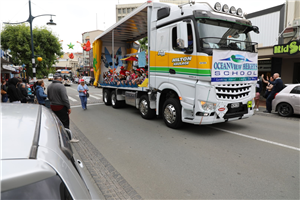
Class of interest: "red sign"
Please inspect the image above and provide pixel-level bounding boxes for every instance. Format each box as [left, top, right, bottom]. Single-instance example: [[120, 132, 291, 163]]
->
[[218, 108, 225, 112], [90, 68, 94, 71]]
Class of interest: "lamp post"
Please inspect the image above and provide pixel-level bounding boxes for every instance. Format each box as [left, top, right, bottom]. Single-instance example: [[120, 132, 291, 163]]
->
[[4, 0, 56, 82]]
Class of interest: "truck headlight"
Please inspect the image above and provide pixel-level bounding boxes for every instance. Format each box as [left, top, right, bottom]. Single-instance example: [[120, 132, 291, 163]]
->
[[201, 101, 216, 112]]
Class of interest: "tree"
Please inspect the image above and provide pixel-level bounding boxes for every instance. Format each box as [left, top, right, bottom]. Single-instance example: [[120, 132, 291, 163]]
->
[[1, 24, 63, 78], [138, 37, 148, 51]]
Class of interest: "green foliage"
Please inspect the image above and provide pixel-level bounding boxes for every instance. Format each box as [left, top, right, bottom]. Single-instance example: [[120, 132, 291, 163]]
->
[[138, 37, 148, 51], [1, 24, 63, 77]]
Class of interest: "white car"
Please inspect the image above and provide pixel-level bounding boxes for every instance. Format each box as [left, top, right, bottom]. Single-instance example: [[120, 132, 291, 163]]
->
[[1, 104, 102, 199], [82, 76, 92, 85], [272, 84, 300, 117]]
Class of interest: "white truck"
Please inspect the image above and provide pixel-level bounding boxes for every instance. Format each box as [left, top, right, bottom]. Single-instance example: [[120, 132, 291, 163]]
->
[[93, 1, 259, 128]]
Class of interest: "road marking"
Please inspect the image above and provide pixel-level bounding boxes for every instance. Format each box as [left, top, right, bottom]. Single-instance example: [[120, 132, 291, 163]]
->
[[89, 95, 101, 100], [67, 87, 78, 91], [94, 94, 103, 97], [76, 95, 90, 101], [210, 127, 300, 152], [71, 103, 104, 108], [68, 96, 78, 102]]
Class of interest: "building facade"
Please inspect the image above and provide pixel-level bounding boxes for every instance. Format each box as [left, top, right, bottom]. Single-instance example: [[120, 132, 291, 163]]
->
[[82, 30, 104, 77], [247, 0, 300, 84], [53, 52, 83, 76]]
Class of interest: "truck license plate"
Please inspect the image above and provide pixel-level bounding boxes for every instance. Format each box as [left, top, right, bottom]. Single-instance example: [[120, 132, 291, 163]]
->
[[231, 103, 240, 108]]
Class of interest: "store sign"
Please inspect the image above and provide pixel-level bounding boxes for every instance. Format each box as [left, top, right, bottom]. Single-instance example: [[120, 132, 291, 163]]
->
[[273, 40, 300, 55], [211, 50, 258, 86]]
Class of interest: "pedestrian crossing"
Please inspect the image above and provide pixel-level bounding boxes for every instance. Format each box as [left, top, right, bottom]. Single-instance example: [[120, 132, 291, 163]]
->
[[68, 93, 102, 102]]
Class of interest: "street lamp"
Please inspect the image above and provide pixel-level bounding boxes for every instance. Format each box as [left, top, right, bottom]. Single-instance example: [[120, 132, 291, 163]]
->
[[4, 0, 56, 82]]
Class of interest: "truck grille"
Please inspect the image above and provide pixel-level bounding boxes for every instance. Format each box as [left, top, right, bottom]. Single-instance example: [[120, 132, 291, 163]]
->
[[215, 83, 252, 100]]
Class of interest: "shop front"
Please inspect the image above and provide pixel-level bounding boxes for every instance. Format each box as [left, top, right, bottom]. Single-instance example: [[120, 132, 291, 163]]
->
[[1, 58, 18, 82], [257, 39, 300, 84]]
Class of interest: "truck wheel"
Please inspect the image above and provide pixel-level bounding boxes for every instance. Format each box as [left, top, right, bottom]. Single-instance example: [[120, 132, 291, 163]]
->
[[139, 95, 156, 119], [163, 98, 183, 129], [103, 89, 111, 106], [111, 91, 123, 108], [278, 103, 293, 117]]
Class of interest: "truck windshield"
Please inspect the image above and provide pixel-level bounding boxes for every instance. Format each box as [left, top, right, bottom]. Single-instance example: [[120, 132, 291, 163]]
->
[[197, 18, 257, 54]]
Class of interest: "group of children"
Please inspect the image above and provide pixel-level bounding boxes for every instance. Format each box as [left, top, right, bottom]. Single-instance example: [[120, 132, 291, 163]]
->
[[102, 66, 148, 87]]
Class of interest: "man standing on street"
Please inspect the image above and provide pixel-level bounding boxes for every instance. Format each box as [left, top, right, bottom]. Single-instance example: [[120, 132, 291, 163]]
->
[[264, 73, 284, 113], [47, 73, 79, 142]]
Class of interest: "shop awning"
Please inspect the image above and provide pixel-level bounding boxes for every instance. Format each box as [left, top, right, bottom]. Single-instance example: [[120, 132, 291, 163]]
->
[[1, 58, 12, 65], [2, 64, 16, 72], [95, 3, 149, 43]]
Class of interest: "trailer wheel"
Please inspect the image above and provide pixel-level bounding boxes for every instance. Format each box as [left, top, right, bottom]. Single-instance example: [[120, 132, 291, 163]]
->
[[103, 89, 111, 106], [111, 91, 123, 108], [139, 95, 156, 119], [163, 98, 183, 129]]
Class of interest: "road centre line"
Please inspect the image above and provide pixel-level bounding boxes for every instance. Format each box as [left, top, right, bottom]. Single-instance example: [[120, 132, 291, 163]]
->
[[71, 103, 104, 108], [210, 127, 300, 152], [68, 96, 78, 102]]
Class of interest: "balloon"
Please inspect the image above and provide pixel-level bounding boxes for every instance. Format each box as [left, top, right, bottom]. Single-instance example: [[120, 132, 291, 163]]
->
[[69, 53, 74, 59], [86, 46, 91, 51]]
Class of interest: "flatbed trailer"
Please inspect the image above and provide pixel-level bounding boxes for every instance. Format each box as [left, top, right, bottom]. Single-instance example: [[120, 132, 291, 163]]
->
[[93, 1, 259, 128]]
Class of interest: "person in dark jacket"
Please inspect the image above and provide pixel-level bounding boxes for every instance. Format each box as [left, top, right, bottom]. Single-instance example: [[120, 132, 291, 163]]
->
[[20, 83, 28, 103], [47, 73, 79, 143], [7, 77, 22, 103], [1, 80, 8, 102], [36, 80, 47, 105], [264, 73, 284, 113]]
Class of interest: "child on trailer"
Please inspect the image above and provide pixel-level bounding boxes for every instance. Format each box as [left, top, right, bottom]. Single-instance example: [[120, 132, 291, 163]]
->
[[138, 72, 149, 87], [130, 69, 143, 87], [117, 74, 126, 86], [121, 71, 131, 86]]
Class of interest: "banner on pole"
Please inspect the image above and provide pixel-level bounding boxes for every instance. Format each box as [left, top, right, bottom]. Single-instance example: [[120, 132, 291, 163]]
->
[[211, 50, 258, 86]]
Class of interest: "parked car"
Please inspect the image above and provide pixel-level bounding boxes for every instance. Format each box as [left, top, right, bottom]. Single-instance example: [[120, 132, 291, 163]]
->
[[1, 104, 102, 199], [48, 73, 53, 81], [29, 80, 35, 91], [74, 77, 79, 84], [82, 76, 92, 85], [272, 84, 300, 117]]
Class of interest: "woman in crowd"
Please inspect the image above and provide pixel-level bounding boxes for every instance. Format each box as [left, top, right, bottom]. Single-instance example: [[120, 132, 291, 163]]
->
[[7, 77, 22, 103], [36, 80, 47, 105], [77, 79, 89, 110]]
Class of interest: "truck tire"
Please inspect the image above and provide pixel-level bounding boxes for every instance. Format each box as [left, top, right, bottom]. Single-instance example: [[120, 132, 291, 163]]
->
[[162, 98, 183, 129], [103, 89, 111, 106], [111, 91, 123, 108], [139, 95, 156, 119]]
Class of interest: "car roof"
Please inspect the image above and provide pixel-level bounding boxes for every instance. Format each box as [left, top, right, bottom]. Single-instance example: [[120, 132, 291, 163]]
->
[[1, 104, 40, 159]]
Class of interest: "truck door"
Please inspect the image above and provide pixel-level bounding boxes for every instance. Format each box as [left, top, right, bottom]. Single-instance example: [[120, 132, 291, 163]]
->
[[155, 26, 170, 84], [168, 22, 198, 80]]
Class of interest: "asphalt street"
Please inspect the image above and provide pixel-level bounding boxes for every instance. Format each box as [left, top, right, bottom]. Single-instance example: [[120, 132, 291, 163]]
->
[[44, 80, 300, 199]]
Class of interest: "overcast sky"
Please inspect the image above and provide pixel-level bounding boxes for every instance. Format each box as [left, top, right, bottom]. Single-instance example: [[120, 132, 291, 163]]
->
[[0, 0, 286, 52]]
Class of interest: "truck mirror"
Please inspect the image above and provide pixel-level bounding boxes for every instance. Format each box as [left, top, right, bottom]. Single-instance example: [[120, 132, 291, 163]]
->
[[177, 22, 188, 49], [253, 26, 259, 34]]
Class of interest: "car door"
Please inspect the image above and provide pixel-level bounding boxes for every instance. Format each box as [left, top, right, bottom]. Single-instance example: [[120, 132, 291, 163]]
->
[[289, 85, 300, 114]]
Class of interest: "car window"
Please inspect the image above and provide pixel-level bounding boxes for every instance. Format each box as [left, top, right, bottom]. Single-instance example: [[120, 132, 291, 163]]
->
[[1, 175, 73, 200], [290, 86, 300, 94]]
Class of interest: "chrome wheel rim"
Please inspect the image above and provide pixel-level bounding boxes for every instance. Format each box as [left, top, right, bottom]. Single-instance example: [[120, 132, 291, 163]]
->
[[164, 104, 176, 124], [111, 94, 116, 106], [140, 99, 148, 116], [104, 92, 108, 103]]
